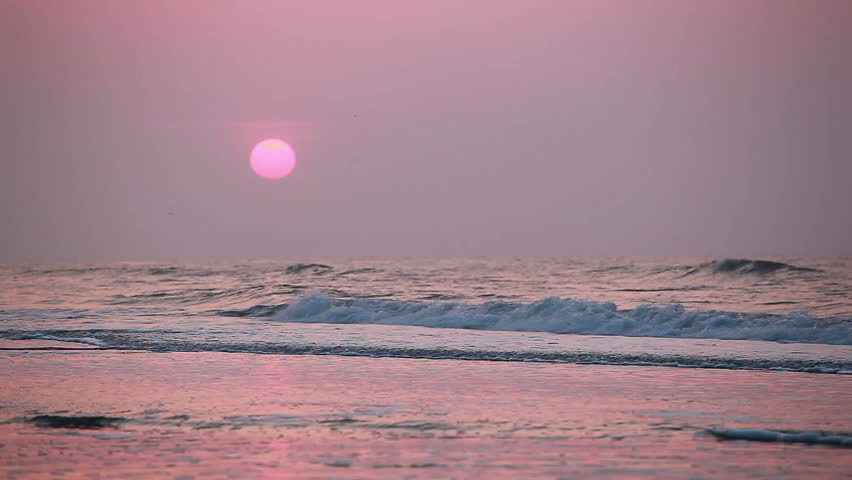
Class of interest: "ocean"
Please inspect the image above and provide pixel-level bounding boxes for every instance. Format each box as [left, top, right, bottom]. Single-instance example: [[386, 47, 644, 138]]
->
[[2, 256, 850, 370], [1, 256, 851, 478]]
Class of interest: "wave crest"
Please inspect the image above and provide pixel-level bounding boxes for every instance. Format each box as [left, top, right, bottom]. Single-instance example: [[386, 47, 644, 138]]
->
[[271, 294, 851, 345], [683, 258, 822, 276]]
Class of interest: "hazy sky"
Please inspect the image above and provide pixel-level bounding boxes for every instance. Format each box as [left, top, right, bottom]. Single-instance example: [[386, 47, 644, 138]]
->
[[2, 0, 850, 260]]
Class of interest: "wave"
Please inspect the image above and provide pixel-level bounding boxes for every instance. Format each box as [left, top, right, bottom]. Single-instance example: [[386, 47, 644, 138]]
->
[[285, 263, 334, 275], [682, 258, 822, 276], [271, 294, 851, 345], [218, 304, 282, 317], [336, 267, 383, 276], [107, 285, 304, 307], [15, 265, 222, 278]]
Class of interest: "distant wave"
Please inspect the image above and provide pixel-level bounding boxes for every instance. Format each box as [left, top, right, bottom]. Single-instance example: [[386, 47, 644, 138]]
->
[[285, 263, 334, 275], [218, 304, 282, 318], [682, 258, 822, 276], [271, 294, 851, 345], [336, 267, 383, 276], [106, 285, 284, 306]]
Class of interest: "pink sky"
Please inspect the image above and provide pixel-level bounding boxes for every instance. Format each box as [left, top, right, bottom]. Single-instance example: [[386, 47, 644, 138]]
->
[[1, 0, 850, 260]]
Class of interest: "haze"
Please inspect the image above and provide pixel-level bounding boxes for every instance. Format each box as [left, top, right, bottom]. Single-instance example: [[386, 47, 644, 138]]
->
[[1, 0, 850, 261]]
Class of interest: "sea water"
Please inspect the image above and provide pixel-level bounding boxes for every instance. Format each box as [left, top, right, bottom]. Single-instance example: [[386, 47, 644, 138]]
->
[[1, 256, 850, 372], [1, 256, 851, 478]]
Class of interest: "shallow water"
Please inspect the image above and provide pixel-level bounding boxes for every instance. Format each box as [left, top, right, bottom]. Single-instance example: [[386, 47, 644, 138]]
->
[[1, 352, 850, 479]]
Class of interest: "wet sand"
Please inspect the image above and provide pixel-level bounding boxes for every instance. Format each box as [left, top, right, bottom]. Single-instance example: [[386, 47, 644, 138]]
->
[[1, 350, 850, 479]]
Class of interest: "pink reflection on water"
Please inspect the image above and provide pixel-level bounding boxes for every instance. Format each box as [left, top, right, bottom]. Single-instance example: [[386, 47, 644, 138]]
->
[[1, 352, 850, 479]]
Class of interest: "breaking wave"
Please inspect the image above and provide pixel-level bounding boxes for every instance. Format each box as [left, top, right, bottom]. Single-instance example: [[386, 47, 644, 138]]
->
[[683, 258, 822, 276], [271, 294, 851, 345]]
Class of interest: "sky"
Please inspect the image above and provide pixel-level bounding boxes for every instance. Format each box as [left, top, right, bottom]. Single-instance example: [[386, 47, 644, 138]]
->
[[1, 0, 850, 261]]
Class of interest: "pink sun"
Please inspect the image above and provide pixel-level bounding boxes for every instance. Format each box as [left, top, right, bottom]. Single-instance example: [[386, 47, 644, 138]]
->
[[250, 139, 296, 179]]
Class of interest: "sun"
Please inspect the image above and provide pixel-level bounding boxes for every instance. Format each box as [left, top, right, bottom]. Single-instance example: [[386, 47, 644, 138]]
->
[[250, 139, 296, 179]]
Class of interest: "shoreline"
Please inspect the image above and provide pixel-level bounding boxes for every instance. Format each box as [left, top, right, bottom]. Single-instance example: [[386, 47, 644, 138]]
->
[[4, 326, 851, 375]]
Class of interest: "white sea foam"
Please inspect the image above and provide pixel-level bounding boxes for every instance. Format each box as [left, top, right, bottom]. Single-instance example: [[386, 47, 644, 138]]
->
[[272, 294, 852, 345]]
